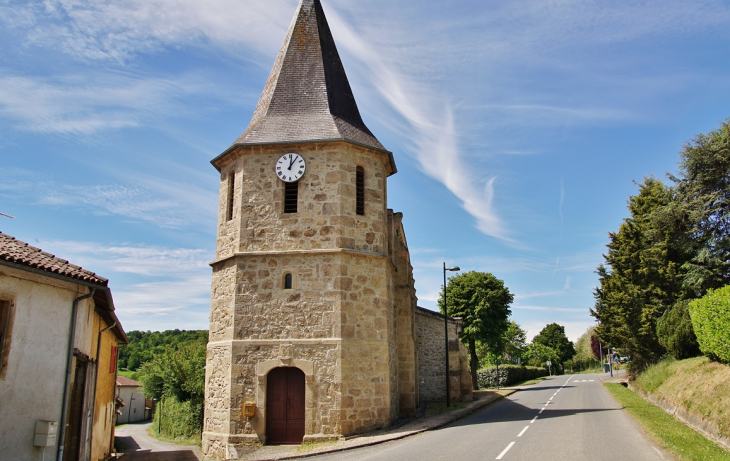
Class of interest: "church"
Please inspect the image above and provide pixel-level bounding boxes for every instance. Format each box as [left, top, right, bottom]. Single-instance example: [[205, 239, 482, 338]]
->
[[202, 1, 472, 458]]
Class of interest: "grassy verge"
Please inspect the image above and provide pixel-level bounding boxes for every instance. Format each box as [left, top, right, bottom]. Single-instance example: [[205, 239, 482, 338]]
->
[[147, 425, 201, 447], [605, 383, 729, 461], [633, 356, 730, 438]]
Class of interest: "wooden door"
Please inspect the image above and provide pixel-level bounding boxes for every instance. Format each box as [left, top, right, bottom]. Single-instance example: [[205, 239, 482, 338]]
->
[[266, 367, 305, 444]]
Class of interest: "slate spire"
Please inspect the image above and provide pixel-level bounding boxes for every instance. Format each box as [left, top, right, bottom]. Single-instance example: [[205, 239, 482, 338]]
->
[[232, 0, 386, 152]]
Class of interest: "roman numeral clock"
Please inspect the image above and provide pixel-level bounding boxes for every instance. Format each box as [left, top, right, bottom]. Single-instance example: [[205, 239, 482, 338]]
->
[[276, 153, 306, 182]]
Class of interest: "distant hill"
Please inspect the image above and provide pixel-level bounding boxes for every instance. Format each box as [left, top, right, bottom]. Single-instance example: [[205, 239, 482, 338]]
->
[[118, 329, 208, 371]]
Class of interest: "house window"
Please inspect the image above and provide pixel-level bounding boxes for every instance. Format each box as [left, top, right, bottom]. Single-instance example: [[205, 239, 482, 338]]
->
[[226, 171, 235, 221], [284, 182, 298, 214], [284, 273, 293, 290], [0, 299, 13, 379], [356, 166, 365, 216]]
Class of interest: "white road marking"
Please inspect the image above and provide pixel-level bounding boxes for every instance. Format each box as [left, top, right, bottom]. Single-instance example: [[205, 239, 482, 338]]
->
[[517, 426, 529, 437], [539, 407, 545, 414], [496, 442, 515, 460], [530, 416, 538, 424]]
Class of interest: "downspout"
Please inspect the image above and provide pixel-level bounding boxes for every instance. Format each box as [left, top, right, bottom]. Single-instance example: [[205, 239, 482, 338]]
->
[[57, 288, 96, 461], [88, 315, 117, 461]]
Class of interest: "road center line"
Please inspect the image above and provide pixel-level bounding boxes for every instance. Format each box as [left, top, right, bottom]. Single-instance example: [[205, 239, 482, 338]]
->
[[539, 407, 545, 414], [517, 426, 529, 437], [496, 441, 515, 460], [530, 416, 538, 423]]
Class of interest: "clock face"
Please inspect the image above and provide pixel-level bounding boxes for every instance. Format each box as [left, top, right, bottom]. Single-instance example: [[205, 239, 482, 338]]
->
[[275, 153, 306, 183]]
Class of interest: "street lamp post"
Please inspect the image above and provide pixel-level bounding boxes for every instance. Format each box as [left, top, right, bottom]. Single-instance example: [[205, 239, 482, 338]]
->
[[443, 263, 460, 407]]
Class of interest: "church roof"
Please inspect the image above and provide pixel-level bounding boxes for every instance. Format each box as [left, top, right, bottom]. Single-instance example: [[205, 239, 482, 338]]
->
[[216, 0, 394, 169]]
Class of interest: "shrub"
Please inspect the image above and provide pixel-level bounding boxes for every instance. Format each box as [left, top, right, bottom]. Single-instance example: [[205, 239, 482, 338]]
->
[[154, 395, 203, 439], [477, 365, 547, 388], [656, 300, 701, 359], [689, 285, 730, 364]]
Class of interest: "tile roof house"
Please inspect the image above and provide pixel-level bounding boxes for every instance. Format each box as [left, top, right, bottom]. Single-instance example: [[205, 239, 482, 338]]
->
[[115, 376, 150, 424], [0, 232, 127, 461]]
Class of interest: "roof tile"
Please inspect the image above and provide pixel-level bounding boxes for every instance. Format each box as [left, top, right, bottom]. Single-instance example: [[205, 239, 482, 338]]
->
[[0, 232, 107, 285]]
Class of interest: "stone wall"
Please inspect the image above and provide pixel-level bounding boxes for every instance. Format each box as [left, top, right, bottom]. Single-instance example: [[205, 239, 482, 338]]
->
[[212, 142, 393, 262], [415, 307, 473, 403], [389, 211, 418, 416], [204, 139, 398, 458]]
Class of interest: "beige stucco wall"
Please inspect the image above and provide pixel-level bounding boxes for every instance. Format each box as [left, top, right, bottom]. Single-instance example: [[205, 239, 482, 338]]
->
[[116, 384, 147, 424], [0, 265, 95, 461], [93, 322, 120, 460]]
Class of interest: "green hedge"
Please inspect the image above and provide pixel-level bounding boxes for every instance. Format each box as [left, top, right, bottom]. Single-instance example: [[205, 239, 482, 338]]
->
[[477, 365, 548, 388], [153, 396, 203, 439], [689, 285, 730, 364]]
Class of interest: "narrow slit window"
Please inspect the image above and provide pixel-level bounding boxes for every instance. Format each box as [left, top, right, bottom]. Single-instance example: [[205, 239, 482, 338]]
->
[[226, 172, 235, 221], [284, 181, 298, 213], [356, 166, 365, 216], [0, 300, 11, 378], [284, 273, 293, 289]]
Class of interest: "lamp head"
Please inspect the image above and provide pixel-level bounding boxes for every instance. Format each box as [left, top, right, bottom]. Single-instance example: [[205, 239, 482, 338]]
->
[[446, 266, 460, 272]]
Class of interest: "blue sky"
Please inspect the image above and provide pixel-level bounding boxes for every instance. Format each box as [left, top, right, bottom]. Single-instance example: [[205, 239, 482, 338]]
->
[[1, 0, 729, 342]]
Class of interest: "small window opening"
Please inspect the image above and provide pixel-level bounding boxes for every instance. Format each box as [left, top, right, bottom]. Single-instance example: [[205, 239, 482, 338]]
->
[[356, 166, 365, 216], [226, 172, 235, 221], [284, 182, 298, 213], [284, 273, 293, 289], [0, 300, 11, 378]]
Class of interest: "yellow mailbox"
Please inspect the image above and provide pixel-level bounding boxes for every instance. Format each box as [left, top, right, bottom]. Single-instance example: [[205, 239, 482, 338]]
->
[[243, 402, 256, 417]]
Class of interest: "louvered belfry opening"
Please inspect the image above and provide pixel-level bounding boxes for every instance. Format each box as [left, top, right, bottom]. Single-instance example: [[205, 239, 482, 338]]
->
[[356, 166, 365, 215], [284, 182, 298, 213]]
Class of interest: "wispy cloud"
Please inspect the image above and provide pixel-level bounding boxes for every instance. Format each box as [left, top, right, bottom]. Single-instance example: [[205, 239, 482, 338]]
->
[[38, 239, 212, 323], [4, 0, 729, 242], [0, 167, 216, 228], [327, 8, 507, 240], [0, 73, 226, 135], [2, 0, 296, 62], [43, 240, 210, 277]]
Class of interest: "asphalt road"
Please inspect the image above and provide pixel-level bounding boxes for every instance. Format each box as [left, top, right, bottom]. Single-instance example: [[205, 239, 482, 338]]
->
[[114, 422, 202, 460], [309, 375, 669, 461]]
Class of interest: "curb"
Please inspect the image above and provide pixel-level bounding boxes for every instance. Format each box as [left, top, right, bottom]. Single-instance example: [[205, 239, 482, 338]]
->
[[240, 390, 516, 461]]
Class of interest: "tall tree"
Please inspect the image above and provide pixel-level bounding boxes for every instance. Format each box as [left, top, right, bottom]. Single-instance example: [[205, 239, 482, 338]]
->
[[573, 327, 598, 369], [533, 323, 575, 371], [591, 178, 688, 371], [668, 119, 730, 295], [439, 271, 513, 390]]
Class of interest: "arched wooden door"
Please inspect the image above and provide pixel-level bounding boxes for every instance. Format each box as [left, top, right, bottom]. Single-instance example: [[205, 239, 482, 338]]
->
[[266, 367, 305, 444]]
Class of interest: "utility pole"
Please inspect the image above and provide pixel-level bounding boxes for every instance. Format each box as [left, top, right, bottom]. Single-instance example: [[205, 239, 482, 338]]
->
[[599, 341, 604, 373]]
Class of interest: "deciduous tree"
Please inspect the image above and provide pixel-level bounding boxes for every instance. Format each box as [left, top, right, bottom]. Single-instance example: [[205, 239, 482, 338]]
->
[[533, 323, 575, 371], [439, 271, 513, 390]]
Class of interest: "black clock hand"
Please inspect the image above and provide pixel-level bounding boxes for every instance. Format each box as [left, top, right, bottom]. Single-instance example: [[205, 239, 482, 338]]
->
[[288, 156, 297, 170]]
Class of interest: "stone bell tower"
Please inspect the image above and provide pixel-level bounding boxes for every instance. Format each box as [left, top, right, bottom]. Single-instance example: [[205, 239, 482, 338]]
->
[[202, 0, 403, 457]]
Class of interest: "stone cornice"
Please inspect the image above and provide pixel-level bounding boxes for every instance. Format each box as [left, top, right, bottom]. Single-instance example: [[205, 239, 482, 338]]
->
[[210, 247, 395, 269]]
